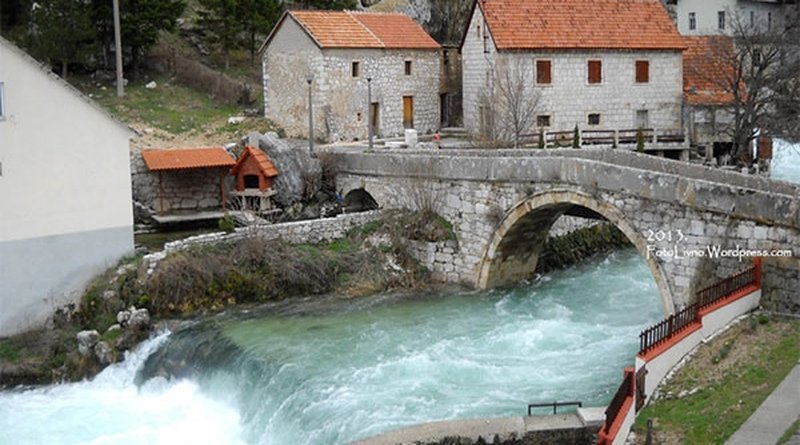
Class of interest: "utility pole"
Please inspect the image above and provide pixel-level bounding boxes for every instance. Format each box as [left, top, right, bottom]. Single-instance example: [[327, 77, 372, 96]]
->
[[307, 75, 314, 153], [367, 77, 373, 150], [113, 0, 124, 97]]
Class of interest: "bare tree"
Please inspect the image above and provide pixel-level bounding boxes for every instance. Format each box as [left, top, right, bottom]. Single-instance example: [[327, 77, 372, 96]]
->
[[482, 58, 542, 148], [701, 11, 800, 163]]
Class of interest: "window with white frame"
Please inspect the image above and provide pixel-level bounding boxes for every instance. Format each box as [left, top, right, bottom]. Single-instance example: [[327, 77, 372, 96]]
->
[[689, 12, 696, 30], [718, 11, 726, 30]]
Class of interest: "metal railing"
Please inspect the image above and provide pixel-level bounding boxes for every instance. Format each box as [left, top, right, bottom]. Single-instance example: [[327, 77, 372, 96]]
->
[[527, 400, 583, 416], [522, 128, 686, 147], [639, 261, 759, 356], [604, 372, 633, 434], [696, 265, 757, 310]]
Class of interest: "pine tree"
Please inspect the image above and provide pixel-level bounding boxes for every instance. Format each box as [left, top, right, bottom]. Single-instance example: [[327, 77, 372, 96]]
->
[[198, 0, 241, 70], [572, 124, 580, 148], [636, 127, 645, 153], [28, 0, 97, 78]]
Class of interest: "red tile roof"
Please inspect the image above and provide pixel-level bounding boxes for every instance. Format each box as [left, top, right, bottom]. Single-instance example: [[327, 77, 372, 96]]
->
[[479, 0, 685, 51], [232, 146, 279, 178], [142, 148, 236, 172], [683, 36, 736, 106], [288, 10, 440, 49]]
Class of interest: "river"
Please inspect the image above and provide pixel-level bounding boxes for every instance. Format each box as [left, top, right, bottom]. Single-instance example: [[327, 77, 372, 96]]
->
[[772, 139, 800, 184], [0, 249, 662, 445]]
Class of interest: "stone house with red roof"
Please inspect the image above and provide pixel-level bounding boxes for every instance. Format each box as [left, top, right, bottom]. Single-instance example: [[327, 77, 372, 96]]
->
[[462, 0, 686, 140], [260, 10, 441, 142]]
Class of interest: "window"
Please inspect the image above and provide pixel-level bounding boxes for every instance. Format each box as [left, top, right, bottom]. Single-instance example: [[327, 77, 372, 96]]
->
[[352, 61, 360, 78], [443, 50, 449, 66], [588, 113, 601, 126], [537, 115, 551, 127], [536, 60, 552, 84], [718, 11, 725, 30], [635, 60, 650, 83], [689, 12, 696, 30], [587, 60, 602, 84], [243, 175, 260, 189], [0, 82, 5, 120], [750, 11, 755, 27], [768, 12, 772, 30], [636, 110, 649, 128], [405, 60, 412, 75]]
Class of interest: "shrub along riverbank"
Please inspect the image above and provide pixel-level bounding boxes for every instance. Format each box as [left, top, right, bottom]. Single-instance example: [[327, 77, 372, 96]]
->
[[0, 212, 632, 387]]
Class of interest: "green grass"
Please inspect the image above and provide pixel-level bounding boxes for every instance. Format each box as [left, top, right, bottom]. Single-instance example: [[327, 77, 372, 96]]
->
[[88, 76, 239, 134], [633, 318, 800, 445], [0, 340, 21, 363], [778, 419, 800, 445], [100, 329, 123, 344]]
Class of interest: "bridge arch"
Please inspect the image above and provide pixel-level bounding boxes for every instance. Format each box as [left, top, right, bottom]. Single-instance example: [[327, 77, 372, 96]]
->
[[476, 190, 675, 314]]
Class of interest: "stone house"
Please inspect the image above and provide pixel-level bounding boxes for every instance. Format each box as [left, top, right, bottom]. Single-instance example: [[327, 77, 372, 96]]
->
[[260, 10, 441, 142], [461, 0, 685, 140], [670, 0, 792, 36], [0, 36, 134, 336], [682, 35, 737, 162]]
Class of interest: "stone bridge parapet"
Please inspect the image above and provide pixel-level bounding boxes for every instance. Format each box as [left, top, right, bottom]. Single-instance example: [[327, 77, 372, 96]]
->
[[331, 148, 800, 314]]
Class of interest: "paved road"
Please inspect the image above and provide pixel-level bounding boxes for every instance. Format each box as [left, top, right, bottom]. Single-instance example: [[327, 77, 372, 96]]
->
[[725, 362, 800, 445]]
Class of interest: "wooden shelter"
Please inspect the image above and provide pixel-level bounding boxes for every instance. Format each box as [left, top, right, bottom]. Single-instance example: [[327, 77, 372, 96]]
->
[[141, 147, 236, 215], [230, 146, 279, 212]]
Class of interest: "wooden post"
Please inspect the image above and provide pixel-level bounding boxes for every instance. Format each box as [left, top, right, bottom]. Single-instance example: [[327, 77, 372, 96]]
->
[[754, 257, 763, 288], [220, 170, 227, 210], [158, 171, 164, 215]]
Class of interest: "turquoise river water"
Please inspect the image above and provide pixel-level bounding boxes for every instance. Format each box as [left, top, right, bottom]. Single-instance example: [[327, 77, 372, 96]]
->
[[0, 249, 663, 445]]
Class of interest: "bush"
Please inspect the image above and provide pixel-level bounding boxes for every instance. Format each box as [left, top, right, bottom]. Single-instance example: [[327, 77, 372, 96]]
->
[[538, 129, 545, 149], [636, 127, 646, 152], [572, 124, 580, 148], [218, 214, 236, 232]]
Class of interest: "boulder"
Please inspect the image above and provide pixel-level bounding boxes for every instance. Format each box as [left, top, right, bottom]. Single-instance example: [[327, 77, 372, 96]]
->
[[76, 330, 100, 357], [245, 132, 321, 207], [94, 341, 113, 365], [128, 308, 151, 329]]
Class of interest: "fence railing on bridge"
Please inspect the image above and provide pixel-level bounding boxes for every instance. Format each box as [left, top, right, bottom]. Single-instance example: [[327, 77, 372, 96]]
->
[[603, 369, 634, 435], [522, 128, 686, 149]]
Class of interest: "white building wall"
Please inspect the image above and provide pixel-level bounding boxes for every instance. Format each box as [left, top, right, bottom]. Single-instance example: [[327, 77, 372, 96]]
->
[[676, 0, 787, 35], [263, 17, 440, 142], [461, 6, 683, 137], [0, 38, 134, 336]]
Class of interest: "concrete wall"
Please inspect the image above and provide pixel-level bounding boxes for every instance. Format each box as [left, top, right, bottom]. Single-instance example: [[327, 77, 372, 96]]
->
[[333, 149, 800, 313], [461, 5, 683, 137], [263, 16, 440, 142], [0, 38, 134, 336], [676, 0, 787, 35]]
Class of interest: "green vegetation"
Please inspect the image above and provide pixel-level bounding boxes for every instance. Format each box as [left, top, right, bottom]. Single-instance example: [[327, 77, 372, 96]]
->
[[632, 315, 800, 445], [538, 130, 545, 149], [778, 419, 800, 445], [0, 340, 22, 363], [572, 124, 580, 148], [636, 127, 646, 152], [218, 214, 236, 233], [537, 223, 631, 272], [88, 76, 238, 134]]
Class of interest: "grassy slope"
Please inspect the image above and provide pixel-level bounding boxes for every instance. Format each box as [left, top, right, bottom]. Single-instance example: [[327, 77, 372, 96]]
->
[[632, 315, 800, 445]]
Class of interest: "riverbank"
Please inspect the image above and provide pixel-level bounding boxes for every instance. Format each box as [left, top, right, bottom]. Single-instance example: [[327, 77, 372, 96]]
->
[[0, 211, 626, 388], [630, 313, 800, 445]]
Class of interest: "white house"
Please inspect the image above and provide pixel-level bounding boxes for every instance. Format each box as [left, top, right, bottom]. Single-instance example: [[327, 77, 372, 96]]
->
[[0, 37, 134, 337], [260, 10, 441, 142], [461, 0, 686, 140], [672, 0, 792, 36]]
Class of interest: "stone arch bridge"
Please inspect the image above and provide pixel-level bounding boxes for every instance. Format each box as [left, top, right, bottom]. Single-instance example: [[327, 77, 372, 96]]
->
[[331, 148, 800, 315]]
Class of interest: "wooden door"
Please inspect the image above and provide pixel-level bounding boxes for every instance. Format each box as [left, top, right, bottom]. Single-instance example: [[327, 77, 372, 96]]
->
[[403, 96, 414, 129]]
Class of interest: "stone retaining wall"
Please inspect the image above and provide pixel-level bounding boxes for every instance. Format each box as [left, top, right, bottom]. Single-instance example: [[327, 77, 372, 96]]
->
[[144, 211, 383, 271]]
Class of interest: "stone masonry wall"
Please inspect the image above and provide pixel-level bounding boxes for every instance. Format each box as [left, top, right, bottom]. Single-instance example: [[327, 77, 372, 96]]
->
[[131, 150, 233, 214], [143, 211, 382, 271], [335, 150, 800, 314], [264, 45, 440, 142], [461, 5, 683, 136]]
